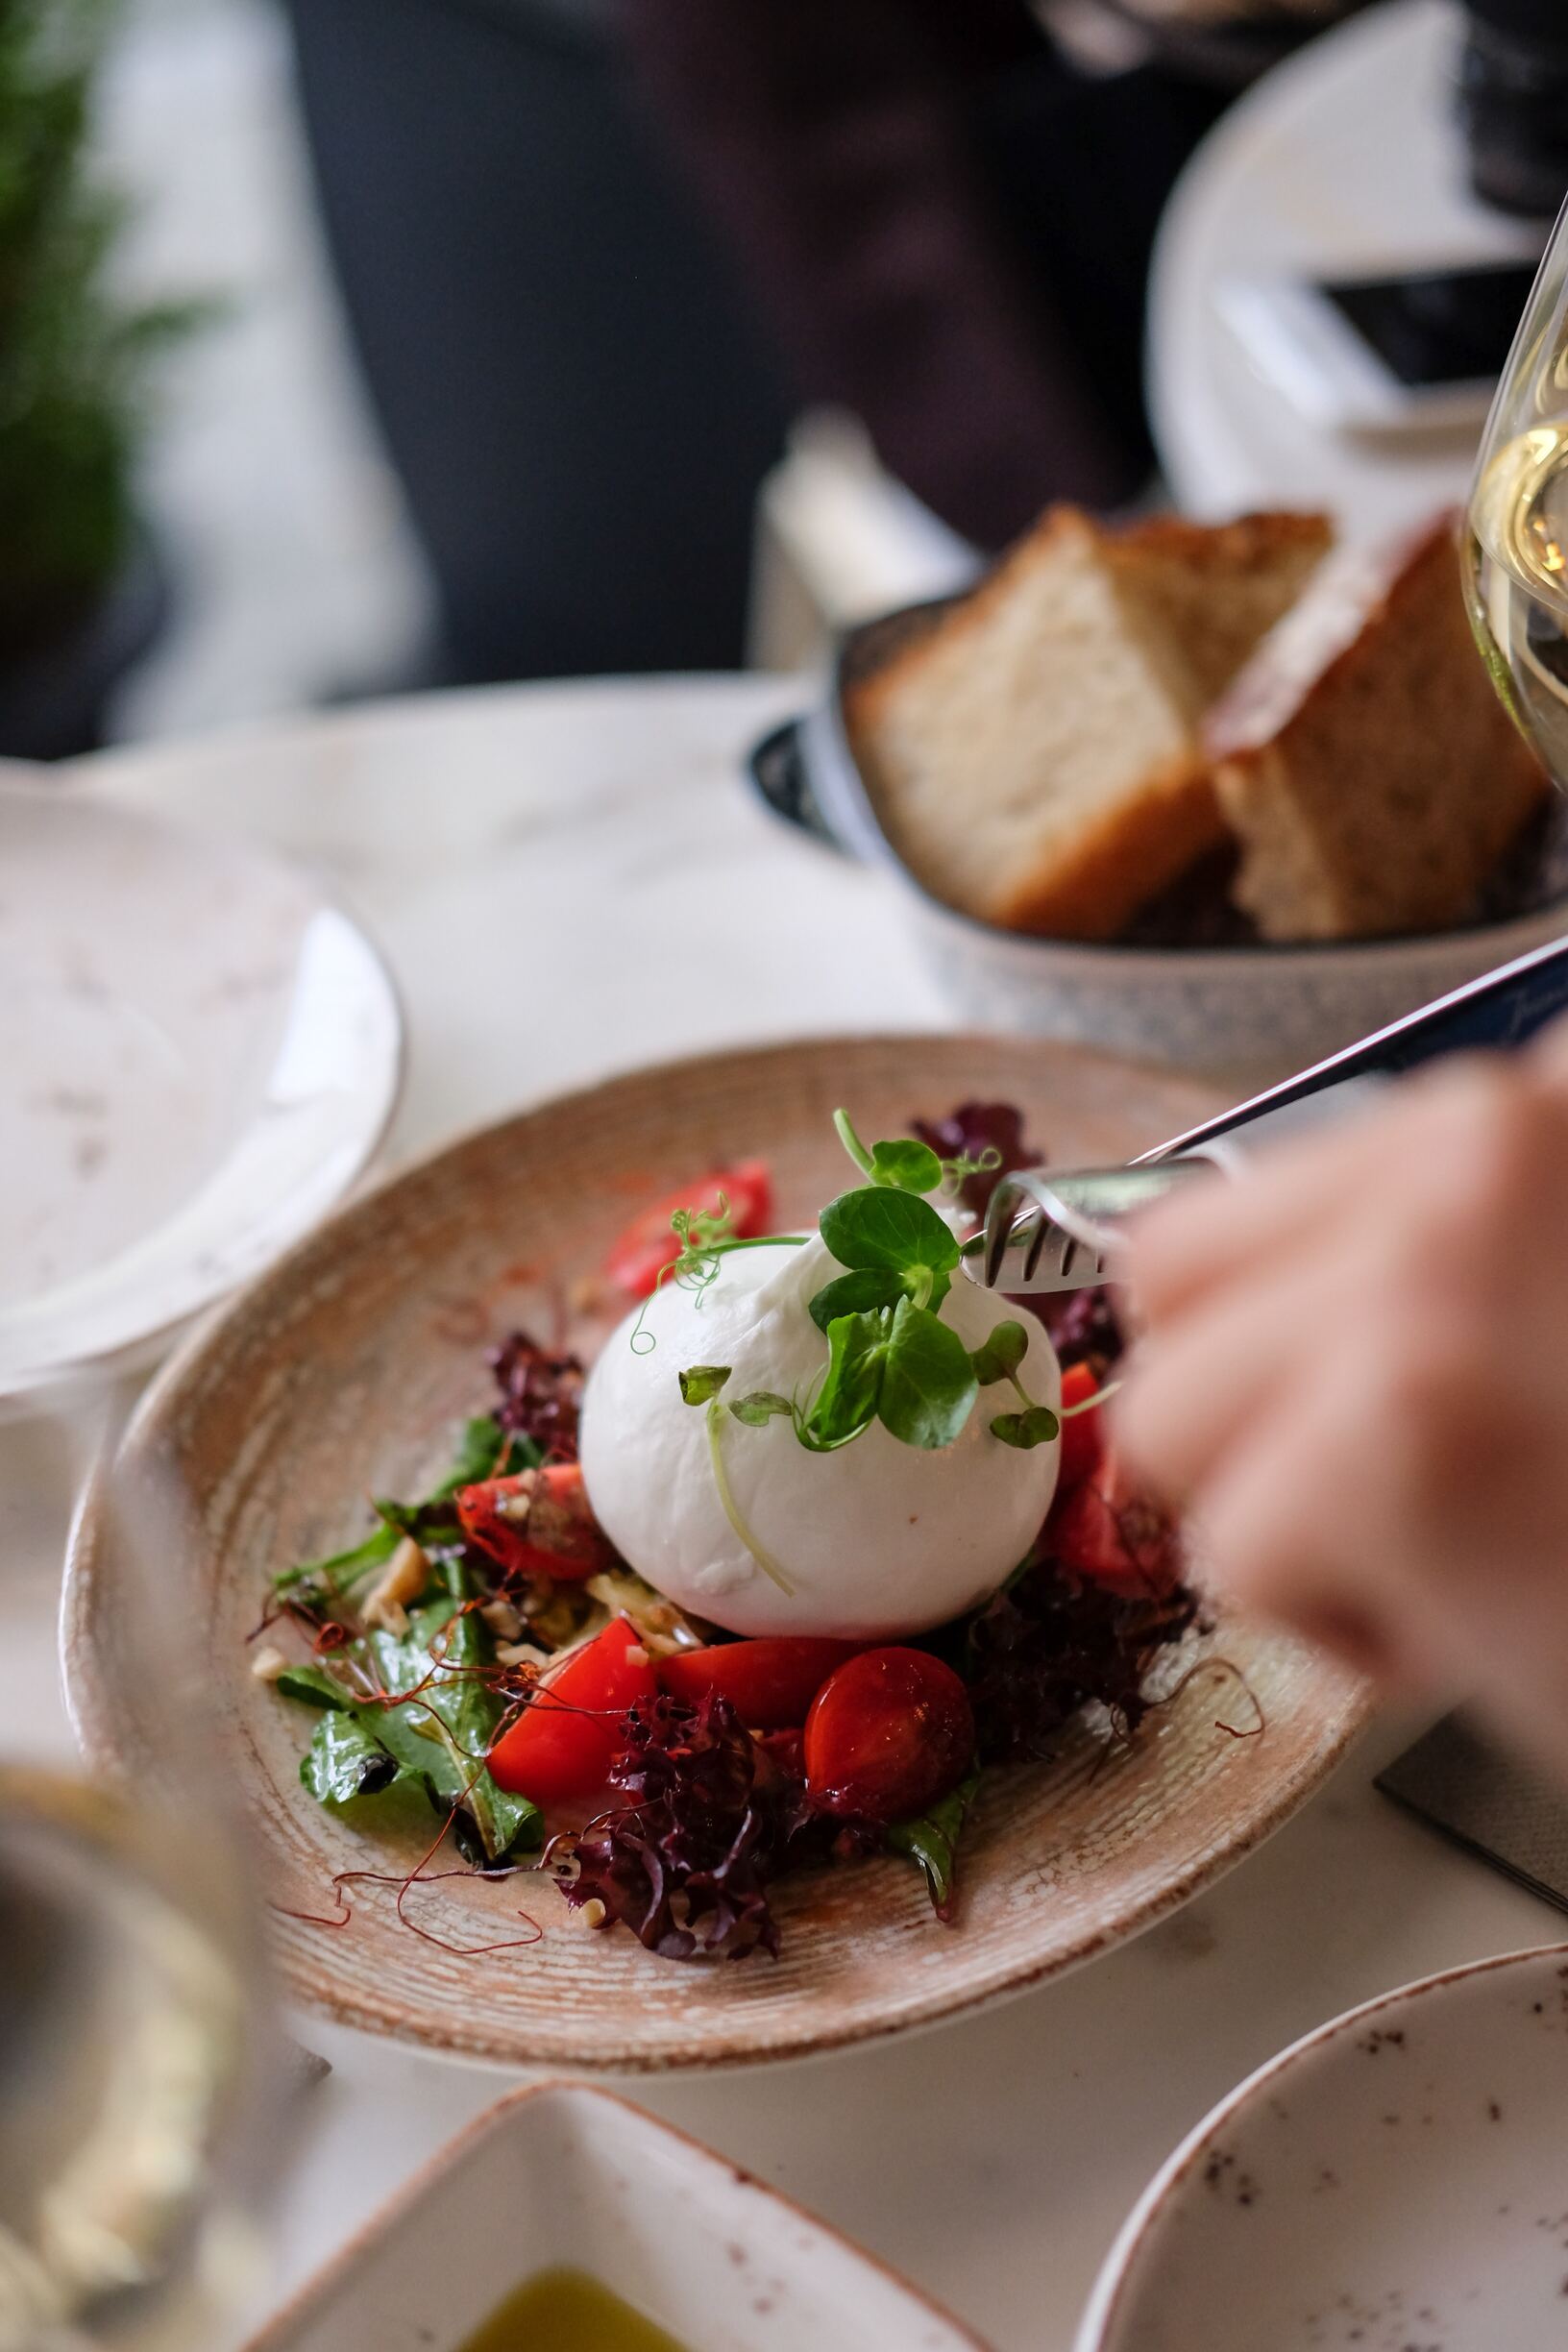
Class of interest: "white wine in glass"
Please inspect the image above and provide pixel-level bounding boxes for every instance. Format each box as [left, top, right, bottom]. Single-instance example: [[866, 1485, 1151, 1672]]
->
[[1465, 199, 1568, 782], [0, 1410, 286, 2351], [0, 1769, 255, 2350]]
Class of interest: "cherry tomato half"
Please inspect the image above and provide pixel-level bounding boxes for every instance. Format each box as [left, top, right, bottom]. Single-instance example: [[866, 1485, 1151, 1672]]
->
[[803, 1648, 974, 1825], [658, 1636, 870, 1731], [456, 1462, 610, 1583], [487, 1615, 657, 1802], [603, 1159, 773, 1298], [1047, 1458, 1182, 1600], [1056, 1360, 1105, 1491]]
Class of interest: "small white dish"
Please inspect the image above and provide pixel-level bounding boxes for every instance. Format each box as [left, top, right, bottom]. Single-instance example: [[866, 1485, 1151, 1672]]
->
[[242, 2080, 987, 2352], [1078, 1941, 1568, 2352], [0, 782, 402, 1412]]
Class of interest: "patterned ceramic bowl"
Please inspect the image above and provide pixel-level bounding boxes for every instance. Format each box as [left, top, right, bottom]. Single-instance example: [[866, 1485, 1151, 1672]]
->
[[1076, 1942, 1568, 2352], [749, 607, 1568, 1081]]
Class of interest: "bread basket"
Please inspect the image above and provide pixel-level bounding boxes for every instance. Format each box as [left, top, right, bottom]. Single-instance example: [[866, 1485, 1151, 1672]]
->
[[748, 600, 1568, 1084]]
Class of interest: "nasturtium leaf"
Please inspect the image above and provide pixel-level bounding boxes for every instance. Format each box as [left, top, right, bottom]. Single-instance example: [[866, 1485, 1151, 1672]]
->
[[888, 1768, 980, 1923], [819, 1186, 961, 1281], [797, 1309, 891, 1452], [989, 1405, 1061, 1451], [301, 1709, 398, 1803], [728, 1390, 794, 1427], [678, 1364, 732, 1407], [867, 1138, 944, 1195], [877, 1298, 978, 1450], [968, 1320, 1030, 1387], [807, 1266, 905, 1333]]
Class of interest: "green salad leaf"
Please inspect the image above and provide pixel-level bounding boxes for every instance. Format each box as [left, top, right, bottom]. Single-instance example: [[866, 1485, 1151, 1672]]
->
[[359, 1560, 541, 1866], [274, 1662, 355, 1711], [301, 1709, 398, 1802], [887, 1769, 980, 1923], [272, 1415, 531, 1601], [281, 1553, 541, 1865]]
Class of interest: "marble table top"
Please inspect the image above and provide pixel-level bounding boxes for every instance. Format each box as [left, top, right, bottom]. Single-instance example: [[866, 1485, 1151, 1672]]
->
[[5, 674, 1560, 2351]]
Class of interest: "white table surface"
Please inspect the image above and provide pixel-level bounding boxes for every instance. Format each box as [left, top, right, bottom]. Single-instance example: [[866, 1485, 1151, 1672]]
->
[[6, 674, 1563, 2352], [1148, 0, 1544, 533]]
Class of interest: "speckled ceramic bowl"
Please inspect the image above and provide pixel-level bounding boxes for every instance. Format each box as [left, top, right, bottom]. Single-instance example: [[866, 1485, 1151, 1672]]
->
[[242, 2080, 988, 2351], [750, 614, 1568, 1081], [1077, 1941, 1568, 2352]]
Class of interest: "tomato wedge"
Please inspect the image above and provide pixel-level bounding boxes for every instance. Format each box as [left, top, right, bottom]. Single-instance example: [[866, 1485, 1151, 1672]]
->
[[1047, 1458, 1182, 1600], [803, 1648, 974, 1824], [488, 1615, 658, 1801], [658, 1637, 870, 1730], [1056, 1360, 1105, 1491], [456, 1463, 609, 1583], [603, 1159, 773, 1298]]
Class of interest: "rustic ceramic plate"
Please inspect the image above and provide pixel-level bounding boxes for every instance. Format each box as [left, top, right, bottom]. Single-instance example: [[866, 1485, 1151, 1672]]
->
[[63, 1035, 1366, 2071], [1077, 1942, 1568, 2352]]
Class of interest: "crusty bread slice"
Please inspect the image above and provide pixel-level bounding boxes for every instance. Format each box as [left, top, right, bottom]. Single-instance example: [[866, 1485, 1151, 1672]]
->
[[845, 505, 1332, 940], [1206, 514, 1548, 942]]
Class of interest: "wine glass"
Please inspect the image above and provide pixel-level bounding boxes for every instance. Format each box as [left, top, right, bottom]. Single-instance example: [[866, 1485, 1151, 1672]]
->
[[0, 1393, 288, 2350], [1464, 191, 1568, 782]]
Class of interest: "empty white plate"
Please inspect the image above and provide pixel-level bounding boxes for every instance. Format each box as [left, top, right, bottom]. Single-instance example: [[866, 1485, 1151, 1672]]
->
[[1079, 1942, 1568, 2352], [0, 784, 401, 1410]]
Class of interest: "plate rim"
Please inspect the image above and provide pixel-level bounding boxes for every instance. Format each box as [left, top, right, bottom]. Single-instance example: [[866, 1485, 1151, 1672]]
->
[[60, 1029, 1370, 2072], [1075, 1936, 1568, 2352], [0, 783, 405, 1406]]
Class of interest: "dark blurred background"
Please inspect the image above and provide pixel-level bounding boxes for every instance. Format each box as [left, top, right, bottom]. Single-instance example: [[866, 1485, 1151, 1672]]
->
[[77, 0, 1388, 749]]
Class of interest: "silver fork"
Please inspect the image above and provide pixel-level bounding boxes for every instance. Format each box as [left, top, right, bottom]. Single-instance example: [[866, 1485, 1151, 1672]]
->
[[961, 933, 1568, 1297]]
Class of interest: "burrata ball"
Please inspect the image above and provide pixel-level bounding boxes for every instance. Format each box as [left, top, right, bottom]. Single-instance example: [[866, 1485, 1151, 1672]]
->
[[578, 1233, 1059, 1638]]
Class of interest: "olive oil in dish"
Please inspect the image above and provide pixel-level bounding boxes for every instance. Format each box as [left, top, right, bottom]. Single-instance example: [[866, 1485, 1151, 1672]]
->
[[455, 2268, 685, 2351]]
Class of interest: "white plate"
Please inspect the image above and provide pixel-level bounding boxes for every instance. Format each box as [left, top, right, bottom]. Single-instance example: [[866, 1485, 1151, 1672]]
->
[[243, 2080, 986, 2352], [0, 783, 402, 1410], [1078, 1941, 1568, 2352]]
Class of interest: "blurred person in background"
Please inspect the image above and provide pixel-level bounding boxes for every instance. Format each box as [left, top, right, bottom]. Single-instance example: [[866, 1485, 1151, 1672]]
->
[[282, 0, 1362, 686]]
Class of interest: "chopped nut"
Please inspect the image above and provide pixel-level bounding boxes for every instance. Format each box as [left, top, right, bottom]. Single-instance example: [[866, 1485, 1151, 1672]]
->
[[569, 1274, 608, 1317], [360, 1535, 429, 1635], [625, 1643, 650, 1669], [478, 1596, 524, 1642], [496, 1640, 550, 1671], [250, 1643, 289, 1683], [578, 1898, 607, 1929]]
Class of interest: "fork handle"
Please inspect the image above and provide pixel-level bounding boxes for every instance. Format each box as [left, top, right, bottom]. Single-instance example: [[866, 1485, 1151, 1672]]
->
[[1150, 933, 1568, 1164]]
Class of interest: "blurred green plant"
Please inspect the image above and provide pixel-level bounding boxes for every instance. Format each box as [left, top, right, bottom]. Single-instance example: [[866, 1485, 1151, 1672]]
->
[[0, 0, 201, 655]]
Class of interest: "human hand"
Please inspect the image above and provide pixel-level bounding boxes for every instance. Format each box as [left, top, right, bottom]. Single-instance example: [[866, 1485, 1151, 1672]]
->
[[1114, 1036, 1568, 1774]]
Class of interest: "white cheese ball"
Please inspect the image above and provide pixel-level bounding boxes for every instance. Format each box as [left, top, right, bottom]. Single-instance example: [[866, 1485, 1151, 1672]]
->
[[579, 1234, 1060, 1638]]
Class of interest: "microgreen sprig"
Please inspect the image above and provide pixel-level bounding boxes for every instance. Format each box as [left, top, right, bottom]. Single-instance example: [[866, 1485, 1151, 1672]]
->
[[628, 1193, 805, 1355], [676, 1366, 795, 1593], [663, 1108, 1068, 1584], [968, 1319, 1060, 1451]]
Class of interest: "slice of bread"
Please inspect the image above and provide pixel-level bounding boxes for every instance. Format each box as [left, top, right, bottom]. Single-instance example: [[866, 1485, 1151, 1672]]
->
[[1206, 514, 1548, 942], [845, 505, 1332, 940]]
